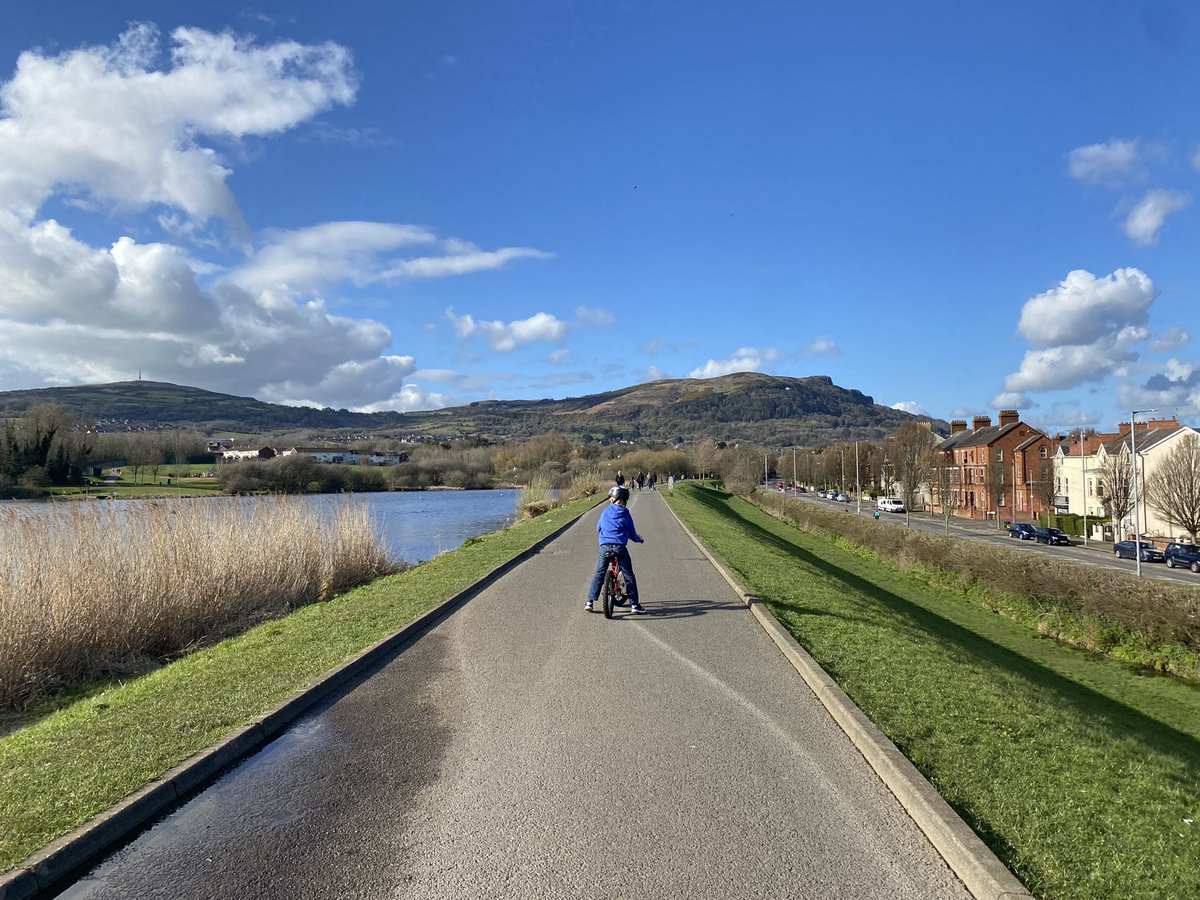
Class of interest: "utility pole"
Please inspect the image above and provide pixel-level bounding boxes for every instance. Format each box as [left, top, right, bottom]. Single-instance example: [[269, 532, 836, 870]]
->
[[855, 440, 861, 514], [1130, 408, 1157, 577]]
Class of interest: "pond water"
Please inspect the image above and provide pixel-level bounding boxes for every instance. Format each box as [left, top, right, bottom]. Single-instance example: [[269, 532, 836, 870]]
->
[[0, 489, 521, 565]]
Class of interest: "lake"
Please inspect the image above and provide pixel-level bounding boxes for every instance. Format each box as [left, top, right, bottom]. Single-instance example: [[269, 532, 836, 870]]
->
[[0, 489, 522, 565]]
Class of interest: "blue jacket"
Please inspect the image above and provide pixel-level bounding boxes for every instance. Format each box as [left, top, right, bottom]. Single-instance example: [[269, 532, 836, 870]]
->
[[597, 503, 643, 546]]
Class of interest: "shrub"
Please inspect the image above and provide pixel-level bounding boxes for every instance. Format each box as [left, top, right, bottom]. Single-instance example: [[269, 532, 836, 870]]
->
[[748, 492, 1200, 675]]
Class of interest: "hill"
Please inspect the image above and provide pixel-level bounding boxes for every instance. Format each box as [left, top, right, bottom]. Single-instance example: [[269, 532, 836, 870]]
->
[[0, 374, 938, 446]]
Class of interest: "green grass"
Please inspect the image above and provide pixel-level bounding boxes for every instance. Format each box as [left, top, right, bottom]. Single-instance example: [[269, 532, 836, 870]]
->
[[0, 496, 598, 873], [666, 484, 1200, 900]]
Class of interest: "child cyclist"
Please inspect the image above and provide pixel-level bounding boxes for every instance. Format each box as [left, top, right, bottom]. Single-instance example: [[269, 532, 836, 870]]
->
[[585, 487, 646, 614]]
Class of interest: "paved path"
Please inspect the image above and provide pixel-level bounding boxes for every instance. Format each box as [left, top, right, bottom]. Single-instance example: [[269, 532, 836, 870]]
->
[[61, 492, 970, 899]]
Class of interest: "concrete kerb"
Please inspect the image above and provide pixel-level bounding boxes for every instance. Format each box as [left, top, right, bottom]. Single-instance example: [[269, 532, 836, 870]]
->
[[0, 502, 598, 900], [661, 498, 1033, 900]]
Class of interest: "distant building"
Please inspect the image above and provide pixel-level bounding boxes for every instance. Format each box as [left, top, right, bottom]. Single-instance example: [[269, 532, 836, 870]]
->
[[934, 410, 1055, 520]]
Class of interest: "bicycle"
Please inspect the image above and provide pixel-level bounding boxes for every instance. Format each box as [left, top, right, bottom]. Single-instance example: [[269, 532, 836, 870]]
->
[[600, 550, 629, 619]]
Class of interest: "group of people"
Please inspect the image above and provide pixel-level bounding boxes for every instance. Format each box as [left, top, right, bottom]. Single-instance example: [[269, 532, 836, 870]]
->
[[614, 469, 658, 492]]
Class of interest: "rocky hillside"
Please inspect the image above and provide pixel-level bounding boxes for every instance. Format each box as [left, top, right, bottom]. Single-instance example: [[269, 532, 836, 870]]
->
[[0, 373, 938, 446]]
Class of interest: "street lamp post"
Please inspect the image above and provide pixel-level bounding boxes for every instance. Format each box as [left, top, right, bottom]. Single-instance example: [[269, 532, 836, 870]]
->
[[1079, 428, 1088, 548], [855, 440, 861, 515], [1130, 408, 1158, 578]]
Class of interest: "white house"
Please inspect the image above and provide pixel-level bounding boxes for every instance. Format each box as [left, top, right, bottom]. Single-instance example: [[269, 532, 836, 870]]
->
[[1056, 418, 1198, 540]]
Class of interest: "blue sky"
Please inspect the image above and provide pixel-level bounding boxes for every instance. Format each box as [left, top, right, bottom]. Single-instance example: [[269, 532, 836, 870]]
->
[[1, 1, 1199, 436]]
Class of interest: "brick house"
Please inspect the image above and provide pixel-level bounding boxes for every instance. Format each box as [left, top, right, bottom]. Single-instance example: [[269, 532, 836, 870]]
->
[[934, 410, 1057, 521]]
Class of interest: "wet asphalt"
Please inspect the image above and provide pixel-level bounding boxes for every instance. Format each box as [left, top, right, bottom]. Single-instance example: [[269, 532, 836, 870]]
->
[[58, 491, 970, 899]]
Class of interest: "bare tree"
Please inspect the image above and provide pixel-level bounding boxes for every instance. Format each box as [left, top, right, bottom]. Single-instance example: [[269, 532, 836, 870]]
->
[[983, 460, 1007, 529], [1032, 458, 1058, 523], [1099, 448, 1134, 534], [892, 422, 937, 524], [1146, 433, 1200, 540], [931, 455, 960, 532]]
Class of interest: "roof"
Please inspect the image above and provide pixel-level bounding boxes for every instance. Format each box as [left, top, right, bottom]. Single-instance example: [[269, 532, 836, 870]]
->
[[937, 421, 1030, 451], [1102, 426, 1193, 456]]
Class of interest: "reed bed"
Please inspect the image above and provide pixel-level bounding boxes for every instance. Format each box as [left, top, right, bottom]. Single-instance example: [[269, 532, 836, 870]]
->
[[0, 497, 398, 709]]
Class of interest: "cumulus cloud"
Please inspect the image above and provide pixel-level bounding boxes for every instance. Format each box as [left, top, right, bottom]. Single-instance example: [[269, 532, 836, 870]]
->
[[687, 347, 780, 379], [802, 337, 841, 358], [989, 391, 1032, 410], [1066, 139, 1146, 186], [0, 25, 552, 411], [1122, 189, 1192, 245], [0, 24, 356, 229], [1002, 268, 1157, 396], [1121, 361, 1200, 417], [1016, 268, 1156, 348], [446, 308, 567, 351], [890, 401, 926, 415]]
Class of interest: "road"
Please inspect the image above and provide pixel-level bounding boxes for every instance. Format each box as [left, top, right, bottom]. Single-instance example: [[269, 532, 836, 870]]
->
[[790, 491, 1200, 588], [59, 491, 970, 900]]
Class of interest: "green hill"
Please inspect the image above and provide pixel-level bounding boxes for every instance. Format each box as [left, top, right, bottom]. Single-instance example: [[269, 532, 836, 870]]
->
[[0, 374, 938, 446]]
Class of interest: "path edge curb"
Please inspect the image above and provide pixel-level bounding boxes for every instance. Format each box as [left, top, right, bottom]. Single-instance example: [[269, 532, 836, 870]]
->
[[0, 502, 597, 900], [662, 494, 1033, 900]]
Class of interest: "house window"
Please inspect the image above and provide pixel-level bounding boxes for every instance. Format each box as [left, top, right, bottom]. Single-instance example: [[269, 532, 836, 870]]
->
[[1039, 446, 1048, 458], [1088, 478, 1094, 497], [995, 448, 1003, 462], [999, 493, 1006, 507]]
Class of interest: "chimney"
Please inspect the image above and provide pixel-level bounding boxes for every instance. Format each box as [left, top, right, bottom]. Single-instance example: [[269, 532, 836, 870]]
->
[[1117, 421, 1153, 435], [998, 409, 1019, 427], [972, 415, 992, 431], [950, 420, 967, 434], [1148, 416, 1179, 431]]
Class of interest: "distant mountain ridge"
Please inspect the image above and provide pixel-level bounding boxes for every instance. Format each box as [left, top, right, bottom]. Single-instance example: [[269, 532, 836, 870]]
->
[[0, 373, 939, 446]]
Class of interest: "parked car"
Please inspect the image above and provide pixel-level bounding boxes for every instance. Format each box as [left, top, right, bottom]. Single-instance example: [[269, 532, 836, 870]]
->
[[1114, 540, 1165, 563], [1034, 527, 1071, 545], [1164, 542, 1200, 572], [1008, 523, 1037, 540], [834, 493, 849, 502], [877, 498, 906, 513]]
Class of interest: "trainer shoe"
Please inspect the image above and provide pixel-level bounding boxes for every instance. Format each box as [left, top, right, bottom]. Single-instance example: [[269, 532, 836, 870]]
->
[[629, 603, 647, 615], [584, 601, 594, 613]]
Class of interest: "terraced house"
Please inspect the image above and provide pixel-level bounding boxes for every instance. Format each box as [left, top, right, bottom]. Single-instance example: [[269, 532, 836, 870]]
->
[[934, 410, 1055, 521]]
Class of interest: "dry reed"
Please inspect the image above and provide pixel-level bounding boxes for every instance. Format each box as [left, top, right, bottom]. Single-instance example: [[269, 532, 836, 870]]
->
[[0, 496, 398, 709]]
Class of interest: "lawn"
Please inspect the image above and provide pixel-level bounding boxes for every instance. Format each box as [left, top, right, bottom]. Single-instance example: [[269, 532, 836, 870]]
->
[[0, 496, 598, 874], [666, 483, 1200, 900]]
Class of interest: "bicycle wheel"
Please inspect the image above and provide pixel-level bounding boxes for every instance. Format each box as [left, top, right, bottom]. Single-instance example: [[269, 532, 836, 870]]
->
[[601, 564, 616, 619]]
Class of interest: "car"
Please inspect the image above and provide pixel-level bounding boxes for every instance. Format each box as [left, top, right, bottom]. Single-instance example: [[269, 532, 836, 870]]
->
[[1164, 542, 1200, 572], [1008, 523, 1037, 540], [1034, 527, 1071, 545], [797, 486, 807, 493], [834, 493, 849, 502], [1114, 540, 1165, 563]]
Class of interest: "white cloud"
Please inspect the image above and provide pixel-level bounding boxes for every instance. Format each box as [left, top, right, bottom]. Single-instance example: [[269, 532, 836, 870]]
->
[[1150, 326, 1190, 353], [644, 366, 671, 381], [445, 308, 567, 351], [0, 25, 555, 410], [1017, 268, 1156, 348], [1066, 139, 1146, 186], [547, 348, 572, 364], [802, 337, 841, 358], [574, 305, 614, 327], [352, 384, 454, 413], [687, 347, 780, 379], [1122, 189, 1191, 245], [0, 24, 356, 229], [1002, 268, 1158, 396], [989, 391, 1031, 410], [890, 401, 926, 415]]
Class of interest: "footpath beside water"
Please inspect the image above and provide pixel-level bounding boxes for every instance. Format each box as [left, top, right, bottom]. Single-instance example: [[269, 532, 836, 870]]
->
[[49, 491, 983, 899]]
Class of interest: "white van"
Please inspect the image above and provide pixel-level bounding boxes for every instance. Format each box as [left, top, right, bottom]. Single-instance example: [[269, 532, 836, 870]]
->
[[877, 498, 906, 513]]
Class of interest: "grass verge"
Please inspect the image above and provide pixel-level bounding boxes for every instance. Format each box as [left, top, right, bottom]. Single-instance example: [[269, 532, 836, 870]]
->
[[0, 495, 597, 874], [666, 483, 1200, 900]]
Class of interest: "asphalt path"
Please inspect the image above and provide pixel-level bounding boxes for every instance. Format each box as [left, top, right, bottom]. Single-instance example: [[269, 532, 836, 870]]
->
[[59, 491, 970, 900], [792, 491, 1200, 587]]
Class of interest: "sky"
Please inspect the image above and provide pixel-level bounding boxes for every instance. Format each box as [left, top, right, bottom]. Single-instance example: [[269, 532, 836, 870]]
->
[[1, 1, 1199, 436]]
